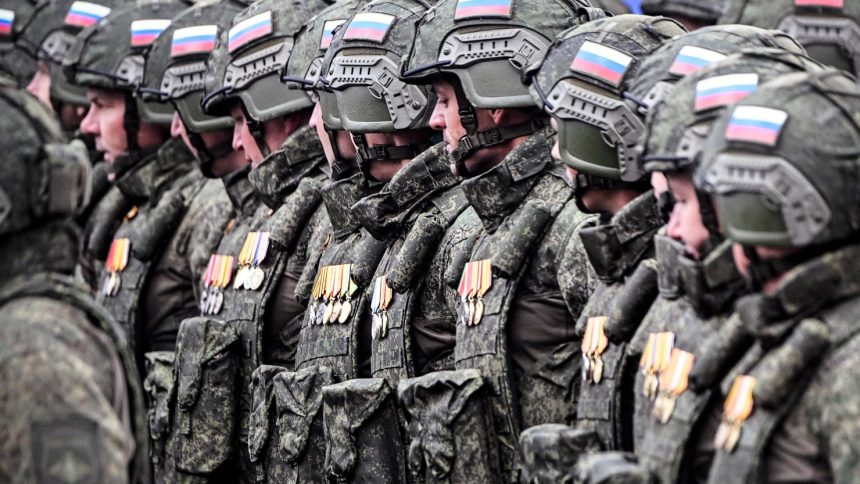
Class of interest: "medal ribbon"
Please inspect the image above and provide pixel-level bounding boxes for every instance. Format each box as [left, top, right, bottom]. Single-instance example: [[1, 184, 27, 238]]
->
[[219, 255, 234, 289], [108, 238, 130, 273], [660, 348, 694, 396], [371, 276, 382, 313], [252, 231, 270, 267], [724, 375, 756, 423], [458, 262, 473, 298], [338, 263, 350, 299], [468, 261, 480, 301], [105, 239, 118, 272], [477, 259, 492, 297], [322, 266, 334, 302], [640, 333, 657, 371], [380, 276, 393, 310], [203, 255, 217, 288], [585, 316, 608, 356], [238, 232, 255, 267], [655, 332, 675, 374], [331, 265, 344, 302]]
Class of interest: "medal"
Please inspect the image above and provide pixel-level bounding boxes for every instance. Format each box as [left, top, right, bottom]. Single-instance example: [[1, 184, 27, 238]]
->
[[714, 375, 756, 453], [337, 265, 353, 323], [457, 262, 474, 325], [654, 348, 694, 424], [322, 265, 335, 324], [247, 232, 270, 291], [378, 276, 393, 338], [472, 259, 492, 326], [328, 265, 344, 323], [371, 276, 383, 338], [235, 232, 255, 290], [640, 332, 675, 399], [104, 238, 130, 298], [200, 255, 216, 313], [309, 266, 326, 325], [213, 255, 233, 315], [582, 316, 609, 384], [124, 205, 139, 222]]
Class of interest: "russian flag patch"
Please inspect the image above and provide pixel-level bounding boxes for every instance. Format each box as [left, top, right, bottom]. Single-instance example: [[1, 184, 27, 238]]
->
[[171, 25, 218, 57], [454, 0, 514, 20], [228, 11, 273, 53], [0, 9, 14, 36], [130, 19, 171, 47], [795, 0, 843, 8], [695, 73, 759, 112], [570, 41, 633, 88], [65, 1, 111, 28], [320, 19, 345, 49], [725, 106, 788, 147], [343, 12, 395, 43], [669, 46, 726, 76]]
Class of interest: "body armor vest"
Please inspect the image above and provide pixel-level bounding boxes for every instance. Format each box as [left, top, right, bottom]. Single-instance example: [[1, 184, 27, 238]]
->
[[401, 130, 578, 483], [574, 192, 662, 452], [706, 245, 860, 484]]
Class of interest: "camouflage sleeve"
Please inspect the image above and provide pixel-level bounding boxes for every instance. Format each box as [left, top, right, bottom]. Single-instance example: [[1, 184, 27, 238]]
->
[[815, 336, 860, 482], [557, 212, 596, 321]]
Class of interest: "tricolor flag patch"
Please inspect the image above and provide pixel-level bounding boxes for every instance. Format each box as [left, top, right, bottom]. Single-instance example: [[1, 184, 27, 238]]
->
[[795, 0, 843, 8], [695, 73, 759, 112], [725, 105, 788, 147], [171, 25, 218, 57], [570, 41, 633, 88], [130, 19, 171, 47], [228, 11, 273, 53], [65, 1, 111, 28], [320, 19, 345, 49], [0, 9, 14, 36], [669, 46, 726, 76], [343, 12, 395, 43], [454, 0, 514, 19]]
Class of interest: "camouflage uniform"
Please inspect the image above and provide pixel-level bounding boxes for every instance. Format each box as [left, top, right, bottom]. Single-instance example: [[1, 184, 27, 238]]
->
[[640, 0, 728, 29], [393, 2, 599, 481], [165, 0, 331, 481], [0, 86, 148, 484], [693, 70, 860, 484]]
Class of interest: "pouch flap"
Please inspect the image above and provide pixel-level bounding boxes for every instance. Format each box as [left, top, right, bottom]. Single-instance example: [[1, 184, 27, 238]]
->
[[273, 365, 335, 462]]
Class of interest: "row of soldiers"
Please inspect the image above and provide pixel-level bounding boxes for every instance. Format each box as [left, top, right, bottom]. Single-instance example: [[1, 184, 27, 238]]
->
[[1, 0, 859, 482]]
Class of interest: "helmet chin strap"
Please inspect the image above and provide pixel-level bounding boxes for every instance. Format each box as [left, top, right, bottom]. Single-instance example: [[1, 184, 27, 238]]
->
[[570, 173, 644, 214], [247, 118, 271, 158], [188, 131, 233, 178], [741, 240, 842, 291], [124, 92, 141, 155], [326, 128, 358, 181], [351, 133, 429, 182], [449, 84, 548, 177]]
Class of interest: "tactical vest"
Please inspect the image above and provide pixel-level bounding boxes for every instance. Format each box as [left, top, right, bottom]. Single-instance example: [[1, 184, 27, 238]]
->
[[0, 272, 150, 483], [170, 162, 328, 481], [705, 246, 860, 484], [400, 130, 578, 483], [630, 238, 749, 483], [574, 192, 662, 452]]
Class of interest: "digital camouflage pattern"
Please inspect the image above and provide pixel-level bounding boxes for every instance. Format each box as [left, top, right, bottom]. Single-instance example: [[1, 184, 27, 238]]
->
[[717, 0, 860, 73], [641, 0, 728, 25]]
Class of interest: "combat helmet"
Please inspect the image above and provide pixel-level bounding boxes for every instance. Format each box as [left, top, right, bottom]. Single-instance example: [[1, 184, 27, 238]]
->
[[527, 14, 685, 203], [321, 0, 434, 178], [16, 0, 132, 106], [0, 85, 91, 235], [641, 0, 729, 28], [0, 0, 39, 87], [201, 0, 331, 155], [698, 69, 860, 257], [718, 0, 860, 74], [281, 0, 369, 179], [400, 0, 592, 167], [139, 0, 246, 172]]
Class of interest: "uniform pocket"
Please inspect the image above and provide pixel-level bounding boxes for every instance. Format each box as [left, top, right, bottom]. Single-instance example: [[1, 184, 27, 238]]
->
[[173, 317, 240, 474]]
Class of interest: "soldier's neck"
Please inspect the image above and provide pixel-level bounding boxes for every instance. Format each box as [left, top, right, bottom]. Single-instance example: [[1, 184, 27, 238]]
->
[[0, 220, 79, 280]]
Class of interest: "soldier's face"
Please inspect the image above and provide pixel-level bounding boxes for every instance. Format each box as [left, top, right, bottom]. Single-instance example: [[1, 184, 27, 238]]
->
[[171, 112, 246, 176], [80, 88, 128, 163], [430, 79, 468, 151], [666, 173, 711, 260], [352, 131, 426, 182], [229, 104, 265, 167], [310, 101, 356, 165], [27, 61, 52, 107]]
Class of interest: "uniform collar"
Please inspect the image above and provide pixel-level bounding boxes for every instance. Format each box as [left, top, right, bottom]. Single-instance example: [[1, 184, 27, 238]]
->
[[222, 166, 257, 214], [249, 125, 326, 210], [321, 173, 381, 241]]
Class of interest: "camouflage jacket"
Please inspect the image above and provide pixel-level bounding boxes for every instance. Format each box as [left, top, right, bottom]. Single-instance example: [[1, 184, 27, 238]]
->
[[351, 142, 481, 384], [0, 221, 148, 484], [452, 127, 593, 479], [574, 191, 663, 452], [163, 126, 329, 481], [701, 243, 860, 484]]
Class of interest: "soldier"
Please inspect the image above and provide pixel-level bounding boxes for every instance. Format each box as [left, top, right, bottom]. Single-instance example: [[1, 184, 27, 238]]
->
[[164, 0, 332, 480], [521, 45, 823, 484], [718, 0, 860, 74], [0, 86, 148, 483], [694, 68, 860, 483], [526, 15, 687, 456], [640, 0, 727, 30], [135, 1, 248, 481], [394, 1, 600, 481], [0, 0, 39, 87]]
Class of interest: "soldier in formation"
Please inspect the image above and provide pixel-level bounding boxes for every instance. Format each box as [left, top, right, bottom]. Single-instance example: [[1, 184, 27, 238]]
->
[[3, 0, 860, 483]]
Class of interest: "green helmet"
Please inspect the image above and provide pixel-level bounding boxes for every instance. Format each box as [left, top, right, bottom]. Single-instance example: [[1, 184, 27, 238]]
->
[[321, 0, 434, 175], [527, 14, 685, 190], [591, 0, 630, 15], [0, 86, 91, 235], [621, 25, 804, 181], [200, 0, 331, 122], [281, 0, 369, 179], [17, 0, 131, 106], [64, 0, 190, 125], [697, 69, 860, 250], [139, 0, 246, 173], [0, 0, 39, 87], [718, 0, 860, 74], [641, 0, 728, 26]]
